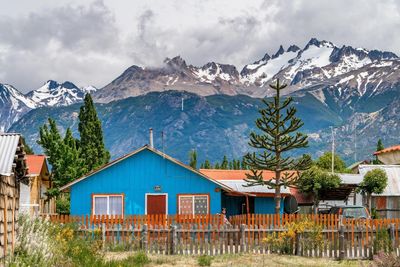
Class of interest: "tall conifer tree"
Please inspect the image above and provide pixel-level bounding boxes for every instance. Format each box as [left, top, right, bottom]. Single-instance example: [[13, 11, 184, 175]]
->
[[78, 94, 110, 170], [243, 79, 312, 214]]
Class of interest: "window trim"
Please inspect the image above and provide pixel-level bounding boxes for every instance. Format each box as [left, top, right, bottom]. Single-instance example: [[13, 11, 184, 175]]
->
[[177, 194, 210, 215], [91, 193, 124, 216], [145, 193, 168, 215]]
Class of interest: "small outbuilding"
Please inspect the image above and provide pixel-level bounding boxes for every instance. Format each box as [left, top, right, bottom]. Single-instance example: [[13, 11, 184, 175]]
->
[[359, 165, 400, 218], [0, 133, 27, 258]]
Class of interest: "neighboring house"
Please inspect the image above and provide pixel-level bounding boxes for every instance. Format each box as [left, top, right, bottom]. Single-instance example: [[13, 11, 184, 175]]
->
[[199, 169, 291, 217], [61, 145, 239, 216], [20, 155, 55, 216], [374, 145, 400, 165], [0, 133, 28, 258], [359, 165, 400, 218]]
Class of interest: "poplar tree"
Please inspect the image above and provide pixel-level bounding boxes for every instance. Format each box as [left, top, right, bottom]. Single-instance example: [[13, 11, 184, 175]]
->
[[78, 94, 110, 170], [243, 79, 312, 214], [189, 150, 197, 169]]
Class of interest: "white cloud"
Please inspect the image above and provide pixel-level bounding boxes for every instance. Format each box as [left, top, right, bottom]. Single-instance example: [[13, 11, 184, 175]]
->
[[0, 0, 399, 92]]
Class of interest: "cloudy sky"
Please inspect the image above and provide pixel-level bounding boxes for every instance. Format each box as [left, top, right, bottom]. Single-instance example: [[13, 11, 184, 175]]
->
[[1, 0, 399, 92]]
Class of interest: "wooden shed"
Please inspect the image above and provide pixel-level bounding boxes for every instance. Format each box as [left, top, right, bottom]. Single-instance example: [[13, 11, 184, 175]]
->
[[0, 133, 27, 258]]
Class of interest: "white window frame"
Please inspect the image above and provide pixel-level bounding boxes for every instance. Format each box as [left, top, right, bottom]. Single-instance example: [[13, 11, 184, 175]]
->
[[178, 194, 209, 215], [145, 193, 168, 215], [92, 194, 124, 216]]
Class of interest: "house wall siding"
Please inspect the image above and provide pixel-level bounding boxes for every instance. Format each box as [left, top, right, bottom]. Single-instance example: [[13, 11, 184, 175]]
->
[[70, 149, 222, 215], [254, 197, 283, 214]]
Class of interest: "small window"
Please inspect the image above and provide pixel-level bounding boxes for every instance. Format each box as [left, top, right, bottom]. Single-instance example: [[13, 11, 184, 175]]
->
[[93, 194, 123, 216], [178, 195, 209, 215]]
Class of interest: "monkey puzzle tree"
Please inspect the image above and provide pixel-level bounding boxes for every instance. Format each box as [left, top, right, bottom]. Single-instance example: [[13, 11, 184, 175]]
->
[[243, 79, 312, 214]]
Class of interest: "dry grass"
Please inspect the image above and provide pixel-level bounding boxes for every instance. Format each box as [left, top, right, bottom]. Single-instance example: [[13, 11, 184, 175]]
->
[[105, 252, 367, 266]]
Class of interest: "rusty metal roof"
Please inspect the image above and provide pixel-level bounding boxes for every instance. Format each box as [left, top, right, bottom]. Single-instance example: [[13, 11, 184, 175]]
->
[[359, 165, 400, 196], [0, 133, 21, 176]]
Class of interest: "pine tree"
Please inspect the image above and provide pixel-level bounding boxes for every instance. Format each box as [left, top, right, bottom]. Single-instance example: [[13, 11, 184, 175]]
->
[[243, 79, 312, 214], [204, 160, 211, 169], [38, 118, 63, 170], [189, 150, 197, 169], [221, 155, 229, 169], [373, 139, 384, 164], [214, 163, 220, 169], [78, 94, 110, 171], [21, 136, 34, 155]]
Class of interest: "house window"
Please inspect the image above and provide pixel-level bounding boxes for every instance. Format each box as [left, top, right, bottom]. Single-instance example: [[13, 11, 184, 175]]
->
[[178, 195, 209, 215], [92, 194, 124, 215]]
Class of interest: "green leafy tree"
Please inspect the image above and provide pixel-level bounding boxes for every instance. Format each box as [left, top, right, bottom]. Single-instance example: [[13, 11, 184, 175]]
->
[[315, 152, 347, 172], [373, 139, 384, 164], [78, 94, 110, 171], [243, 79, 312, 214], [358, 169, 388, 212], [189, 150, 197, 169], [297, 166, 341, 214], [214, 162, 220, 169]]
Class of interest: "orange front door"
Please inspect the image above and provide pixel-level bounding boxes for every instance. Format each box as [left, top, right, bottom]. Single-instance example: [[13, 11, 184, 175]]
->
[[146, 194, 167, 215]]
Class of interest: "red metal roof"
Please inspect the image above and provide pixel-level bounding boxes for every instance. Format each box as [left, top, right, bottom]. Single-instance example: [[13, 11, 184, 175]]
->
[[26, 155, 46, 176], [374, 145, 400, 155], [200, 169, 313, 204]]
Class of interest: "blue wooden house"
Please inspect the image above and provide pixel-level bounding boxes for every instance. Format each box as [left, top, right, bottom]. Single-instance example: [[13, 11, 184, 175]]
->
[[61, 145, 289, 216]]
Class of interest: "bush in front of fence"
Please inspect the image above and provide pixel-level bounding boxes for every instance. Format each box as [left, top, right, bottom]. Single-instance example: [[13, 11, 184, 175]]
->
[[7, 216, 104, 267], [262, 219, 323, 254]]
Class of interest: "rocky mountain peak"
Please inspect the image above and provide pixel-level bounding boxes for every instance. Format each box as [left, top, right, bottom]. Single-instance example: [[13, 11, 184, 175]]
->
[[287, 45, 300, 53], [272, 45, 285, 59], [164, 56, 188, 70]]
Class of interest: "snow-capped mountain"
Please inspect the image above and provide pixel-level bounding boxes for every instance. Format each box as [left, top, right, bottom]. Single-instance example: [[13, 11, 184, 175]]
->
[[0, 84, 36, 131], [0, 80, 97, 132], [93, 38, 399, 102], [27, 80, 97, 107]]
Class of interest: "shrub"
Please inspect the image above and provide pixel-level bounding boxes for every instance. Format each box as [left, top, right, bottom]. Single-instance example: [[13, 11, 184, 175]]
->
[[370, 251, 400, 267], [198, 255, 212, 266], [263, 218, 323, 254], [373, 228, 392, 254]]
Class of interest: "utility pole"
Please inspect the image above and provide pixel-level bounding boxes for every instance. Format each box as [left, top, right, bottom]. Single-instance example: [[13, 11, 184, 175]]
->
[[331, 127, 335, 174]]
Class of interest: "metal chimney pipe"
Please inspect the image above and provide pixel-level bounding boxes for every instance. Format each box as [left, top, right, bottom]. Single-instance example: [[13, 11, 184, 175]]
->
[[149, 128, 154, 148]]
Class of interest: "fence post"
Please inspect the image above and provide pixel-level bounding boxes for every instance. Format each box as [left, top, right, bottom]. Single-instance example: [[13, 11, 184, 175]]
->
[[339, 225, 345, 260], [102, 223, 106, 251], [240, 224, 246, 252], [389, 223, 395, 252], [142, 224, 148, 252], [169, 224, 177, 255], [295, 232, 300, 256]]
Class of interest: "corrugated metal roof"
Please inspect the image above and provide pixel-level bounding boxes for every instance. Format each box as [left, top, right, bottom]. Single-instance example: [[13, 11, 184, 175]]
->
[[216, 179, 291, 194], [338, 173, 363, 185], [0, 133, 21, 176], [359, 165, 400, 196]]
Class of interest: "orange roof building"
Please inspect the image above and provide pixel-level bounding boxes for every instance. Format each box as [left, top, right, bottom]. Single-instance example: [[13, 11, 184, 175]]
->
[[20, 155, 55, 216], [374, 145, 400, 165]]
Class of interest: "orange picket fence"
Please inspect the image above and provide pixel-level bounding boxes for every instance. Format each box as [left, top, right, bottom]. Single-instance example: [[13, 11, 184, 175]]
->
[[41, 214, 400, 259]]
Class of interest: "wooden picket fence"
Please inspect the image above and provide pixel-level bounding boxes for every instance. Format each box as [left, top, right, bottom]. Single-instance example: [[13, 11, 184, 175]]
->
[[42, 214, 400, 259]]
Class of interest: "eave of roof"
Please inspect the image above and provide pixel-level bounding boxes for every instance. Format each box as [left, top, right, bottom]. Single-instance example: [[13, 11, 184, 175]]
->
[[0, 133, 21, 176], [374, 145, 400, 155], [60, 145, 233, 192]]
